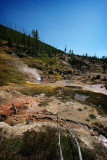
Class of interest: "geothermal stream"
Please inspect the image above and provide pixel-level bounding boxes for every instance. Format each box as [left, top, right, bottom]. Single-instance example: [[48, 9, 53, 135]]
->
[[65, 81, 107, 95], [84, 84, 107, 95]]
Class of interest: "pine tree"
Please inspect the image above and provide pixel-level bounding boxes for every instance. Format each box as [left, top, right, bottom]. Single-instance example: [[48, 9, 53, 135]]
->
[[8, 38, 12, 47], [71, 50, 74, 55], [64, 46, 67, 53], [35, 29, 39, 51], [69, 49, 71, 54], [32, 29, 39, 52], [27, 34, 31, 47], [22, 33, 26, 46], [86, 52, 88, 57], [0, 39, 2, 47]]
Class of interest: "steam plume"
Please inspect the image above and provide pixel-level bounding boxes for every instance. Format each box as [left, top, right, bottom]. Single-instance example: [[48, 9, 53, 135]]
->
[[22, 65, 41, 81], [15, 58, 41, 81]]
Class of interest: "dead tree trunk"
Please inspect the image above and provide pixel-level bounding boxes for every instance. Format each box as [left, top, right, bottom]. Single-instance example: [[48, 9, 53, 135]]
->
[[66, 126, 83, 160], [12, 103, 17, 115], [57, 114, 64, 160], [1, 134, 4, 142]]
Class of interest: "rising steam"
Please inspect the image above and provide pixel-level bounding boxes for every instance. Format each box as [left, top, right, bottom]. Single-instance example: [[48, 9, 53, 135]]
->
[[21, 65, 41, 81], [15, 58, 41, 82]]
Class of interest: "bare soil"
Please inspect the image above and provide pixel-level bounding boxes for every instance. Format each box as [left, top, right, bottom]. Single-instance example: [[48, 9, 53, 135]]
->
[[0, 83, 107, 150]]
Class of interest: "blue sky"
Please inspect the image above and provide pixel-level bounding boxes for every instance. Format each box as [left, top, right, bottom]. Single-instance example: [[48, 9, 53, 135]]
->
[[0, 0, 107, 57]]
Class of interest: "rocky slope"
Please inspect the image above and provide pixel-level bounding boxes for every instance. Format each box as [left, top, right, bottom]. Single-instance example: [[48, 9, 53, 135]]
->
[[0, 42, 107, 160]]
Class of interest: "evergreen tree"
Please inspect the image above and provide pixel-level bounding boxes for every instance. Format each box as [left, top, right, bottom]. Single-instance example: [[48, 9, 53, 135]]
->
[[69, 49, 71, 54], [35, 29, 39, 51], [27, 34, 31, 47], [86, 52, 88, 57], [32, 29, 39, 52], [0, 39, 2, 47], [22, 33, 26, 46], [64, 46, 67, 53], [71, 50, 74, 55], [8, 38, 12, 47]]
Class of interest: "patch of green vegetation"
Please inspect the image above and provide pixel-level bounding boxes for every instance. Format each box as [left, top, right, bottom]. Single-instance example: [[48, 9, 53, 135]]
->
[[93, 122, 104, 129], [91, 75, 101, 80], [0, 24, 64, 58], [81, 147, 96, 160], [0, 53, 26, 85], [61, 135, 77, 160], [0, 136, 22, 160], [93, 143, 107, 160], [58, 86, 107, 115], [86, 119, 90, 122], [78, 108, 82, 111], [69, 56, 89, 68], [0, 126, 106, 160], [65, 86, 82, 89], [0, 39, 2, 46], [95, 75, 101, 79], [23, 56, 67, 80], [0, 127, 60, 160], [20, 84, 59, 97], [61, 134, 96, 160], [93, 122, 107, 137], [23, 56, 46, 71], [84, 106, 87, 109], [73, 89, 107, 115], [38, 101, 49, 107], [63, 87, 75, 97], [89, 114, 96, 119], [21, 127, 59, 159], [63, 96, 71, 101]]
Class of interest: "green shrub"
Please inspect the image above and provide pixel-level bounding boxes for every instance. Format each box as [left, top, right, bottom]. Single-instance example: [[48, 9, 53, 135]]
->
[[86, 119, 90, 122], [0, 39, 2, 46], [61, 135, 77, 160], [78, 108, 82, 111], [48, 70, 54, 74], [21, 85, 58, 96], [21, 127, 59, 160], [38, 101, 49, 107], [94, 122, 104, 128], [81, 147, 96, 160], [89, 114, 96, 119], [0, 127, 59, 160], [95, 75, 101, 79]]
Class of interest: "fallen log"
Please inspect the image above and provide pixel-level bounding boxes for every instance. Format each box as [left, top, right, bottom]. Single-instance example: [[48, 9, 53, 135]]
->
[[12, 103, 17, 115], [61, 118, 91, 129], [57, 114, 64, 160], [61, 118, 107, 138], [66, 126, 83, 160]]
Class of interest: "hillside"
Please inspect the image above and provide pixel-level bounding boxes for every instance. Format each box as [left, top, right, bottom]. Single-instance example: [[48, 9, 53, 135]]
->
[[0, 25, 107, 160], [0, 25, 107, 84]]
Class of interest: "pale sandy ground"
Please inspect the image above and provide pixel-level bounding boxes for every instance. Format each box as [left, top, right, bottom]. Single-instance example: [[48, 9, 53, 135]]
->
[[0, 84, 107, 149]]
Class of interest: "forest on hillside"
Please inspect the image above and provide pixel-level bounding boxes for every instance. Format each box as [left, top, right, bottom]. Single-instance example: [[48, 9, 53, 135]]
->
[[0, 24, 64, 58]]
